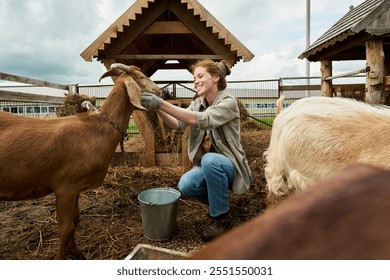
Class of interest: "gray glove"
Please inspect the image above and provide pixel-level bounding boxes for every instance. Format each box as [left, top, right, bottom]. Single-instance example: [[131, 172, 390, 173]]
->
[[141, 92, 163, 110]]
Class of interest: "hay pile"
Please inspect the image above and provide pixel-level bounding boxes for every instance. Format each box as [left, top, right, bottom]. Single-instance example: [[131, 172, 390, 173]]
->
[[57, 93, 96, 117], [144, 110, 185, 154]]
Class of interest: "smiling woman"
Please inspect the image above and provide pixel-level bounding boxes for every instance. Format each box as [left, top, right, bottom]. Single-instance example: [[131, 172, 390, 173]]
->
[[140, 59, 252, 242]]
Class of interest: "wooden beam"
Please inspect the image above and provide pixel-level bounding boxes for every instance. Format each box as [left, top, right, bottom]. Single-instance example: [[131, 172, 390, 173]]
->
[[157, 63, 189, 70], [308, 33, 371, 61], [0, 90, 64, 104], [96, 1, 168, 57], [280, 85, 321, 91], [80, 0, 159, 61], [144, 21, 192, 34], [180, 0, 254, 62], [169, 1, 234, 63], [281, 84, 364, 92], [0, 72, 69, 90], [102, 54, 234, 60]]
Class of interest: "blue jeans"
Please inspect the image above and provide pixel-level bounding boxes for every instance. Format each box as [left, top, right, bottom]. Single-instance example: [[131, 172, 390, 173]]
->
[[178, 153, 235, 217]]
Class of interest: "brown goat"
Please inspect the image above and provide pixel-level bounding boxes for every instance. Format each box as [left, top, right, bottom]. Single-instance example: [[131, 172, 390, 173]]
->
[[0, 64, 161, 259], [189, 164, 390, 260]]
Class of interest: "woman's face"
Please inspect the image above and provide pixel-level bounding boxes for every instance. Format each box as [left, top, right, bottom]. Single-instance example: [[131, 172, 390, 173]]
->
[[193, 66, 219, 97]]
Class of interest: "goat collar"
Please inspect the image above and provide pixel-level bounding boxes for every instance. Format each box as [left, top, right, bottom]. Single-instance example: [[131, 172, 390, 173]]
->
[[97, 111, 128, 140]]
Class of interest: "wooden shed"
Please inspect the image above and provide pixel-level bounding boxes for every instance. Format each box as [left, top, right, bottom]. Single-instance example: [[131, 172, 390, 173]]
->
[[299, 0, 390, 104], [81, 0, 254, 167]]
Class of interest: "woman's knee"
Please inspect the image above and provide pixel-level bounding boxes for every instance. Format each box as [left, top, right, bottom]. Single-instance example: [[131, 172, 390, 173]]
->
[[201, 153, 234, 172], [200, 153, 217, 168], [178, 174, 191, 194]]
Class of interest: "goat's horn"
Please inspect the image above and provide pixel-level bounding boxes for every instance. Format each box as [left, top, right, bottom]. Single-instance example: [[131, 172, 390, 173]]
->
[[98, 63, 133, 82], [99, 68, 123, 82], [110, 63, 132, 74]]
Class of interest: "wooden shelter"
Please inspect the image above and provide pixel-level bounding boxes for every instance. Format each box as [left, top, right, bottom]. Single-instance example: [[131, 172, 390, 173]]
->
[[81, 0, 254, 167], [299, 0, 390, 104], [81, 0, 254, 75]]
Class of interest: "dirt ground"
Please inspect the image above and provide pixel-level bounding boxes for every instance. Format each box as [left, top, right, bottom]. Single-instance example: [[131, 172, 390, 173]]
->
[[0, 125, 271, 260]]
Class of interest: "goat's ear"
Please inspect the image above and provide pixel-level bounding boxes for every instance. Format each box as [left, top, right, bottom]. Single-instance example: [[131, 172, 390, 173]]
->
[[124, 80, 147, 111]]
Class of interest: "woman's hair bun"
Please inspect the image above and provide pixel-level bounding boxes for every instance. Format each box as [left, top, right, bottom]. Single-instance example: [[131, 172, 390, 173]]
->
[[216, 60, 231, 76]]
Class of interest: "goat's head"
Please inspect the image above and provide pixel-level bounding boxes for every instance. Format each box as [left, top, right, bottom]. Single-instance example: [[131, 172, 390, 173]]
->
[[100, 63, 161, 95], [99, 63, 161, 111]]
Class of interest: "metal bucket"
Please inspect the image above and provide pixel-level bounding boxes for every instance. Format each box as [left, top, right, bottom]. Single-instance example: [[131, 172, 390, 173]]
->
[[138, 187, 181, 241]]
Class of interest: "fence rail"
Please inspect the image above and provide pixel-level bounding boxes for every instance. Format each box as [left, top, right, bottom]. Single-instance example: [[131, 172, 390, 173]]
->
[[0, 72, 69, 103], [1, 72, 366, 129], [0, 89, 65, 104], [0, 72, 72, 91]]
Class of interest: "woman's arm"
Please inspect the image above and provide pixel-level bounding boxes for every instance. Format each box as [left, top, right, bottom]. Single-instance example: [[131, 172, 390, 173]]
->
[[158, 101, 197, 128], [141, 93, 197, 129], [156, 108, 180, 130]]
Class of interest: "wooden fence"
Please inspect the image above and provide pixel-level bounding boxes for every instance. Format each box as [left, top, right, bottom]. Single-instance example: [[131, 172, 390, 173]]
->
[[0, 72, 73, 104], [1, 72, 368, 119]]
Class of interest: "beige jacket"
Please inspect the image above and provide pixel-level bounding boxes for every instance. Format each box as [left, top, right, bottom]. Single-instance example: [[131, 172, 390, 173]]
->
[[178, 91, 252, 194]]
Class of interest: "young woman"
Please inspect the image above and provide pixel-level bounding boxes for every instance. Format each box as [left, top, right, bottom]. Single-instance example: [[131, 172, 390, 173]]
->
[[140, 59, 251, 241]]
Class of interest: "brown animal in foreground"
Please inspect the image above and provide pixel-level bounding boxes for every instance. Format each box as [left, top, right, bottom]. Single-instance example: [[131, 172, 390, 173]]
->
[[189, 164, 390, 259], [0, 64, 161, 259]]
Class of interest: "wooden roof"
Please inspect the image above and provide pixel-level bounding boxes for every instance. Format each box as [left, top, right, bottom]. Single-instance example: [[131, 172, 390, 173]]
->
[[81, 0, 254, 77], [299, 0, 390, 61]]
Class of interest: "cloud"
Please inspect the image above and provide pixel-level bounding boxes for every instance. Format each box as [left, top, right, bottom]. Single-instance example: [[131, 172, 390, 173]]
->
[[0, 0, 367, 85]]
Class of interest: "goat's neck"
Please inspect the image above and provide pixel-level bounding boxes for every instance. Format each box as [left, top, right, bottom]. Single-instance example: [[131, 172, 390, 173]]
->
[[99, 83, 133, 135]]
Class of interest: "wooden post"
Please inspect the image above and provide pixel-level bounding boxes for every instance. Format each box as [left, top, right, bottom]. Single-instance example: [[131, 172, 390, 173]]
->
[[132, 111, 156, 167], [320, 59, 333, 97], [181, 127, 191, 169], [365, 38, 385, 104]]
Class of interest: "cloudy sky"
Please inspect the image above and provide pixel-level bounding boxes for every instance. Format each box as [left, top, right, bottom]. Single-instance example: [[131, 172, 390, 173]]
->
[[0, 0, 365, 86]]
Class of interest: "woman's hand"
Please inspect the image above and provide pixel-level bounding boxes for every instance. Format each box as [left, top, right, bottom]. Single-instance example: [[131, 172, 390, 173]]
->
[[141, 92, 163, 110]]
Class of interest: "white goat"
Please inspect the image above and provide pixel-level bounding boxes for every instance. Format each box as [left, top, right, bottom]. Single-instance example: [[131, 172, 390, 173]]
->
[[264, 96, 390, 202], [0, 64, 161, 259]]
